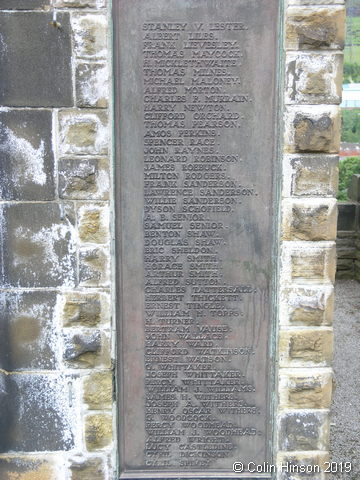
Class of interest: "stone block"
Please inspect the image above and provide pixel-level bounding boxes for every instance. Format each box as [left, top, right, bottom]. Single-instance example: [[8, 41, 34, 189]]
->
[[283, 154, 338, 197], [279, 329, 333, 366], [60, 292, 110, 327], [282, 198, 337, 241], [336, 245, 356, 259], [55, 0, 105, 7], [336, 269, 355, 280], [348, 174, 360, 203], [337, 202, 357, 231], [284, 106, 341, 154], [279, 370, 332, 408], [83, 371, 112, 409], [285, 52, 342, 104], [0, 110, 55, 201], [85, 414, 112, 451], [70, 457, 106, 480], [288, 0, 344, 4], [72, 14, 107, 60], [0, 12, 72, 107], [0, 203, 76, 288], [0, 0, 50, 9], [279, 285, 334, 326], [63, 330, 106, 368], [0, 372, 76, 452], [78, 204, 110, 244], [79, 247, 110, 287], [58, 110, 108, 156], [76, 63, 109, 108], [282, 242, 336, 284], [59, 158, 109, 200], [0, 291, 59, 371], [286, 6, 345, 50], [0, 456, 60, 480], [355, 261, 360, 282], [277, 452, 329, 480], [279, 411, 329, 451], [336, 258, 355, 276]]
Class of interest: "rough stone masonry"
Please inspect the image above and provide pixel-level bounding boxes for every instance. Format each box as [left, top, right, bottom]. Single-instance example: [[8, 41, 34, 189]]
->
[[0, 0, 344, 479]]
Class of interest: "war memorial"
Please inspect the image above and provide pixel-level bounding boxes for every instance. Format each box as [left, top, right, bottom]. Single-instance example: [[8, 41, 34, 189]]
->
[[0, 0, 348, 479]]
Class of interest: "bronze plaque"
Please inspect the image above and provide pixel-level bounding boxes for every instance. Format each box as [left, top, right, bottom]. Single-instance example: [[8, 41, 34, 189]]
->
[[114, 0, 279, 477]]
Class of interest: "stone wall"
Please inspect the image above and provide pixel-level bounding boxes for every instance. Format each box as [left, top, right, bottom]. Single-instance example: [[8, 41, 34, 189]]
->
[[336, 175, 360, 281], [0, 0, 344, 479], [0, 0, 114, 479], [279, 0, 344, 476]]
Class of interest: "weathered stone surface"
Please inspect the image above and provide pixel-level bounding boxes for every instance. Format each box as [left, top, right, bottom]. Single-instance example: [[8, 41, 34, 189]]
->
[[83, 371, 112, 409], [336, 245, 357, 259], [0, 373, 75, 452], [280, 286, 334, 326], [355, 260, 360, 282], [59, 110, 108, 156], [85, 414, 112, 451], [286, 6, 345, 50], [337, 203, 357, 231], [283, 154, 338, 197], [283, 243, 336, 283], [79, 247, 110, 287], [280, 329, 333, 366], [72, 14, 107, 59], [348, 174, 360, 202], [0, 291, 59, 371], [277, 452, 329, 480], [279, 370, 332, 409], [63, 330, 102, 367], [0, 203, 76, 288], [284, 106, 341, 153], [336, 258, 355, 270], [0, 456, 59, 480], [0, 12, 72, 107], [279, 411, 329, 451], [285, 53, 342, 104], [336, 269, 354, 280], [78, 204, 109, 244], [55, 0, 105, 7], [291, 251, 325, 280], [61, 292, 106, 327], [59, 158, 109, 200], [76, 63, 109, 108], [70, 457, 105, 480], [0, 0, 50, 8], [282, 198, 337, 241], [0, 110, 55, 201], [289, 330, 333, 363]]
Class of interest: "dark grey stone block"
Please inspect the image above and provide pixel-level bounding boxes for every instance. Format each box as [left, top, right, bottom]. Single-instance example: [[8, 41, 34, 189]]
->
[[0, 372, 76, 452], [0, 291, 59, 370], [0, 109, 55, 200], [64, 331, 101, 361], [0, 12, 73, 107], [279, 412, 328, 451], [348, 174, 360, 203], [337, 203, 357, 231], [0, 203, 76, 288], [0, 0, 49, 9], [59, 157, 109, 200]]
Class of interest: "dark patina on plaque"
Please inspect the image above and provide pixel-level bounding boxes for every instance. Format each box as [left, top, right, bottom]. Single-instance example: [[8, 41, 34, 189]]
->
[[114, 0, 279, 477]]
